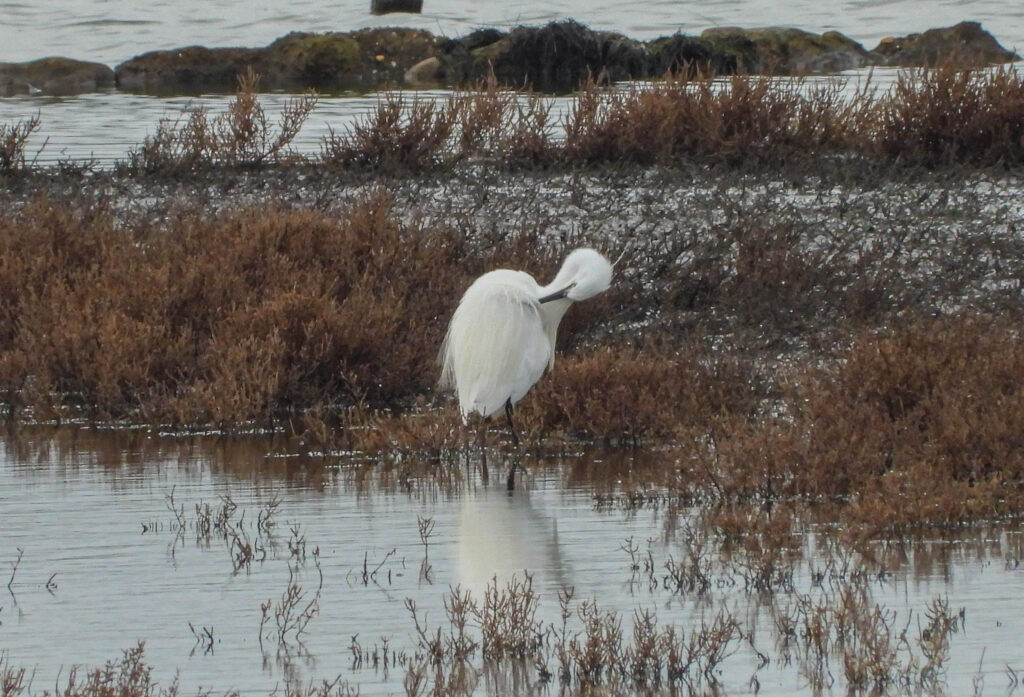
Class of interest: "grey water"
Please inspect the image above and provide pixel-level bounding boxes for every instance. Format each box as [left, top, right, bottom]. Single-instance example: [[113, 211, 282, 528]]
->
[[1, 0, 1023, 163], [3, 427, 1024, 696]]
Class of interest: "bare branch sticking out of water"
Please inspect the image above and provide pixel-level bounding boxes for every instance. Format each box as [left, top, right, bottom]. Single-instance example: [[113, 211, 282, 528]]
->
[[257, 494, 282, 535], [349, 548, 397, 587], [262, 549, 324, 650], [188, 621, 215, 656], [417, 515, 435, 556], [7, 548, 23, 599]]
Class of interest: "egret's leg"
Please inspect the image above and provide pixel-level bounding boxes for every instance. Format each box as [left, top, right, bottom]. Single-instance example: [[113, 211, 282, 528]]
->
[[505, 399, 518, 491], [478, 419, 489, 484], [504, 400, 519, 447]]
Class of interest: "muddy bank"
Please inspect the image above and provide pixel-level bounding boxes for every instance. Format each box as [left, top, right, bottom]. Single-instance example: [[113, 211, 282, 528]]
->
[[1, 19, 1018, 95]]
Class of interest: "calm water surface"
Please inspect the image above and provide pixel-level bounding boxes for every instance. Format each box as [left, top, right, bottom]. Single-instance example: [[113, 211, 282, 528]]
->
[[0, 0, 1022, 163], [2, 427, 1024, 696]]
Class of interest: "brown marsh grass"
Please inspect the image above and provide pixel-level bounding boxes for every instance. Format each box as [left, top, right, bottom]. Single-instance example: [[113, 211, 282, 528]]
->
[[0, 190, 467, 424], [126, 69, 317, 175], [0, 643, 362, 697], [314, 64, 1024, 171], [14, 63, 1010, 176], [0, 571, 970, 697]]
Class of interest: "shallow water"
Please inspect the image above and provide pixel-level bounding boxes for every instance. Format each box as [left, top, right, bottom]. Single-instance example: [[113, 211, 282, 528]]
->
[[0, 0, 1023, 164], [3, 427, 1024, 696]]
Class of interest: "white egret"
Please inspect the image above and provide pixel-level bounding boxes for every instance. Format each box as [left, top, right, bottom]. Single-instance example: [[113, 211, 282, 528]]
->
[[439, 248, 613, 486]]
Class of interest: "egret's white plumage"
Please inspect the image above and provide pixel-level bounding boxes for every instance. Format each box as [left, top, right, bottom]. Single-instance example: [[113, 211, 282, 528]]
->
[[440, 248, 613, 419]]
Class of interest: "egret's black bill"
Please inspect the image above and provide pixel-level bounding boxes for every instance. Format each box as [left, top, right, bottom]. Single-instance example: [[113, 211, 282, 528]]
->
[[538, 287, 570, 304]]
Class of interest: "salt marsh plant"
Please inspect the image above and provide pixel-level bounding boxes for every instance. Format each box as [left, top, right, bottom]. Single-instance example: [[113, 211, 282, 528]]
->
[[416, 515, 435, 554], [0, 114, 41, 174], [318, 64, 1024, 170], [260, 550, 324, 650], [321, 93, 457, 172], [128, 69, 317, 174], [0, 653, 28, 697]]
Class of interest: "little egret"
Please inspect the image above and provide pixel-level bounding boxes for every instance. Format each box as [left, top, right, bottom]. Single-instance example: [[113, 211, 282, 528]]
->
[[439, 248, 613, 487]]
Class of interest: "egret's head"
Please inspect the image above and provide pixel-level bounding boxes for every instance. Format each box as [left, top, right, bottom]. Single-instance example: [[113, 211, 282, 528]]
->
[[539, 248, 613, 304]]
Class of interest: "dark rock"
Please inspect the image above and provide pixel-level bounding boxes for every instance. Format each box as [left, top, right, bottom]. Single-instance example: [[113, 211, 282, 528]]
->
[[872, 21, 1020, 68], [701, 26, 872, 74], [0, 57, 114, 96], [648, 34, 749, 76], [370, 0, 423, 15], [455, 28, 507, 52], [430, 28, 507, 84], [115, 28, 437, 94], [442, 20, 648, 92]]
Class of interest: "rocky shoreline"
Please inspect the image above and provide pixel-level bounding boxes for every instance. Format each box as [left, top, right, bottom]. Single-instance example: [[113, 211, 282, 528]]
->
[[1, 19, 1019, 96]]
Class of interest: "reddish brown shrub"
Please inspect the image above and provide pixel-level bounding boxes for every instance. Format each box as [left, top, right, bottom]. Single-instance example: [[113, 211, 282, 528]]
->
[[871, 64, 1024, 167], [697, 315, 1024, 528]]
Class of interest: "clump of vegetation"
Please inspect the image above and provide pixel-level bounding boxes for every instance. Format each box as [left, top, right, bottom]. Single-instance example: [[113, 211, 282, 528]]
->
[[561, 75, 861, 166], [321, 93, 458, 172], [873, 64, 1024, 166], [0, 190, 471, 425], [767, 316, 1024, 527], [0, 643, 361, 697], [126, 68, 317, 174], [0, 113, 41, 173]]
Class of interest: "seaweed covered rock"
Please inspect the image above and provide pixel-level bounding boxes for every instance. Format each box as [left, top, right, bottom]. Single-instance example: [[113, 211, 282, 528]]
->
[[701, 26, 872, 74], [873, 21, 1020, 68], [441, 20, 648, 92], [648, 34, 753, 76], [115, 28, 437, 94], [264, 28, 436, 90], [115, 46, 262, 93], [407, 28, 504, 86], [101, 19, 1023, 96], [0, 57, 114, 96]]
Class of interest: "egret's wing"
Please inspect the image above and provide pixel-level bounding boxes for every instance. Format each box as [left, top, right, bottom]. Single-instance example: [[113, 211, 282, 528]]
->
[[440, 271, 551, 418]]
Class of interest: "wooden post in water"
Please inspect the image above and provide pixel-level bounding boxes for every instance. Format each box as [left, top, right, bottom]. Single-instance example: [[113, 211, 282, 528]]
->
[[371, 0, 423, 14]]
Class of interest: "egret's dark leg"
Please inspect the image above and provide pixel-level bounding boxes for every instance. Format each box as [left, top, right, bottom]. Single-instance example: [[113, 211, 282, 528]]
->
[[505, 399, 518, 491], [479, 419, 489, 484], [478, 419, 488, 472], [505, 399, 519, 447], [463, 416, 489, 483]]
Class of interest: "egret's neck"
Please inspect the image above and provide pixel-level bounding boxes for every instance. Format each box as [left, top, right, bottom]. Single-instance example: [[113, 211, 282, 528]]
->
[[539, 297, 573, 346]]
